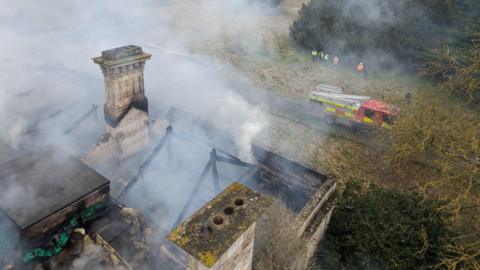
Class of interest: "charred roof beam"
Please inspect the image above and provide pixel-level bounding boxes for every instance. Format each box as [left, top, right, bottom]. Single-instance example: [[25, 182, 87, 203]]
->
[[215, 155, 253, 167], [117, 126, 173, 200], [172, 159, 212, 229], [259, 164, 317, 194], [211, 149, 220, 194], [64, 104, 99, 135]]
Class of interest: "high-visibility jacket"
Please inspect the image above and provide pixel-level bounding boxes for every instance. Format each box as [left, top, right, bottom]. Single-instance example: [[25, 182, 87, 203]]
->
[[320, 51, 324, 58], [357, 63, 365, 72], [312, 50, 318, 56], [324, 54, 329, 60]]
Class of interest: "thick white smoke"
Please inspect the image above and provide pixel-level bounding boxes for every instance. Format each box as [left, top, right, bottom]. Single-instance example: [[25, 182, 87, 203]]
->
[[70, 243, 110, 270], [216, 93, 268, 161], [0, 0, 272, 159], [0, 1, 280, 268]]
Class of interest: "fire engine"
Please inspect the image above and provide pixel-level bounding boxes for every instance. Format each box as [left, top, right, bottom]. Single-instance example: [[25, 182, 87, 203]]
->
[[309, 84, 400, 129]]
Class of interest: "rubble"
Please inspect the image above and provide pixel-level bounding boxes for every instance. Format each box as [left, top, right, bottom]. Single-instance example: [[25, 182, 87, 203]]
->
[[83, 108, 150, 165], [47, 233, 131, 270], [111, 207, 153, 269]]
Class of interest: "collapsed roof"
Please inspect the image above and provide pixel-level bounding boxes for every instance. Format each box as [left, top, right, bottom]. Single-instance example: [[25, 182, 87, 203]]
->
[[0, 148, 110, 236]]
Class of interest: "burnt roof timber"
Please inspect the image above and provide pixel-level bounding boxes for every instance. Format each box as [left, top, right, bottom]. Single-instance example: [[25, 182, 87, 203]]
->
[[258, 164, 318, 194], [64, 104, 98, 135], [172, 160, 212, 229], [210, 149, 220, 194], [117, 126, 172, 200], [216, 155, 252, 167]]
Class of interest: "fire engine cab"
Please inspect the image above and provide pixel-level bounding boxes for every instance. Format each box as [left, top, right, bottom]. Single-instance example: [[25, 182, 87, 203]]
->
[[308, 84, 400, 129]]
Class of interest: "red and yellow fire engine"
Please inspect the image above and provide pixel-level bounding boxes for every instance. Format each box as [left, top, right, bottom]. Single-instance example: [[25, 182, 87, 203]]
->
[[309, 84, 400, 129]]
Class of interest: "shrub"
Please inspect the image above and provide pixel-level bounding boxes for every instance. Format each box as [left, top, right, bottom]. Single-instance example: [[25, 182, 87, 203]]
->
[[313, 181, 454, 270]]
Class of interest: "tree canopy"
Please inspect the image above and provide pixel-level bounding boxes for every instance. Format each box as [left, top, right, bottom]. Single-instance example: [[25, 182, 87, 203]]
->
[[290, 0, 466, 65], [313, 181, 455, 270]]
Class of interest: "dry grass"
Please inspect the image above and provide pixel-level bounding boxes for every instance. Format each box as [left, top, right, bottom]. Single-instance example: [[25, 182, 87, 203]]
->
[[253, 201, 309, 270], [254, 115, 327, 165]]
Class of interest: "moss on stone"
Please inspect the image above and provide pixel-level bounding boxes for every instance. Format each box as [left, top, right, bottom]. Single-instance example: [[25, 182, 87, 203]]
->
[[167, 182, 272, 267]]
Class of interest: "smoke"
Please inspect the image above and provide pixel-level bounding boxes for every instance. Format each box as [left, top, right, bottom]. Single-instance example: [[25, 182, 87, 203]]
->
[[341, 0, 405, 24], [0, 0, 274, 160], [0, 0, 279, 267], [0, 174, 35, 218], [0, 89, 28, 147], [70, 242, 115, 270], [157, 0, 272, 55], [292, 0, 446, 70], [144, 49, 271, 161], [223, 94, 267, 161]]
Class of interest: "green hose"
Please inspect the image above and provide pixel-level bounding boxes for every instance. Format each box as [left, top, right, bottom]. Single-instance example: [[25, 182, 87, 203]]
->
[[22, 202, 106, 263]]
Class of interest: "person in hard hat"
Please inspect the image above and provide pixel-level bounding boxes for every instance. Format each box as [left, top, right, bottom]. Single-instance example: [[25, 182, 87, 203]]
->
[[332, 56, 340, 69], [356, 62, 364, 72], [356, 61, 367, 79], [311, 49, 318, 61], [319, 51, 325, 63]]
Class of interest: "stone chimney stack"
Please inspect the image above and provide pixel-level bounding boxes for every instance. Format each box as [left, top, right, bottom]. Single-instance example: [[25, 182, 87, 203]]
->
[[168, 183, 272, 270], [93, 45, 151, 127]]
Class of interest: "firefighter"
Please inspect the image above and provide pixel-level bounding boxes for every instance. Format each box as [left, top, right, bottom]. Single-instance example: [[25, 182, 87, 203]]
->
[[311, 49, 318, 61], [356, 62, 364, 72], [356, 61, 367, 79], [323, 53, 329, 63], [332, 56, 340, 69]]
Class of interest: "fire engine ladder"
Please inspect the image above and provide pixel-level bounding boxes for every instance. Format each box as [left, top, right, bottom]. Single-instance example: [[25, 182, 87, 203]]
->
[[310, 91, 370, 108], [315, 84, 344, 93]]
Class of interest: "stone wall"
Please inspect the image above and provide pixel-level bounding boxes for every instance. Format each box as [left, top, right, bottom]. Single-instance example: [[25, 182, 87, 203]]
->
[[83, 108, 149, 165], [168, 183, 271, 270], [102, 61, 148, 125], [24, 184, 110, 238], [186, 223, 256, 270]]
